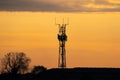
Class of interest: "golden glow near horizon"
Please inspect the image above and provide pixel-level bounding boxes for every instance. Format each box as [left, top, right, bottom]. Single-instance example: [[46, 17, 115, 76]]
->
[[0, 12, 120, 68], [85, 4, 117, 9], [109, 0, 120, 4], [84, 0, 120, 9]]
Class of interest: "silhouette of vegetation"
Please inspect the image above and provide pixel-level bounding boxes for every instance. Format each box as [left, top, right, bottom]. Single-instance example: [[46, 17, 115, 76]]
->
[[1, 52, 120, 80], [31, 65, 47, 74], [1, 52, 31, 74]]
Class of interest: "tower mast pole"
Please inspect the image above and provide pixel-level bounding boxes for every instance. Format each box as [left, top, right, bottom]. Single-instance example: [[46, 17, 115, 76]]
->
[[56, 19, 68, 68]]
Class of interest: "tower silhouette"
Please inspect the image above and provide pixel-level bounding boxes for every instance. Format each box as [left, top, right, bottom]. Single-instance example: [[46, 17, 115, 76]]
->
[[56, 19, 68, 68]]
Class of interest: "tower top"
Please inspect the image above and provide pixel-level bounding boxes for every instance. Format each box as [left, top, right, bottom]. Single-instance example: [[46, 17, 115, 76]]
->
[[55, 18, 69, 25]]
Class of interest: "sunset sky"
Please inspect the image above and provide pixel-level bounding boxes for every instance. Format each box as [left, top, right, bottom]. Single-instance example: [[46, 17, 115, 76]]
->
[[0, 0, 120, 68]]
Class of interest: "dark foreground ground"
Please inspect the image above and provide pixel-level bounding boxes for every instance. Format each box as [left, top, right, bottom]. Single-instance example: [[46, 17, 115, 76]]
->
[[1, 68, 120, 80]]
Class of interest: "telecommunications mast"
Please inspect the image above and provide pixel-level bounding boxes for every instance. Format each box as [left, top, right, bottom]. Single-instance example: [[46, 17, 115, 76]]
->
[[56, 18, 69, 68]]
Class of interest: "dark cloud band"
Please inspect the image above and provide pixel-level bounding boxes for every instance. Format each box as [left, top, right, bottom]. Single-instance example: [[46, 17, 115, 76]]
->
[[0, 0, 66, 12], [0, 0, 120, 12]]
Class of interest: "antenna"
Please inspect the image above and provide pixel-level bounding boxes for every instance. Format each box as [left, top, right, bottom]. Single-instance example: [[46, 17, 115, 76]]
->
[[63, 18, 64, 24], [56, 18, 69, 68], [67, 18, 69, 25], [55, 18, 60, 26]]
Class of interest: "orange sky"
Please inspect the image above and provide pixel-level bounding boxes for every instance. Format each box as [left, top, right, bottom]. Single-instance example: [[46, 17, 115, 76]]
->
[[0, 12, 120, 68]]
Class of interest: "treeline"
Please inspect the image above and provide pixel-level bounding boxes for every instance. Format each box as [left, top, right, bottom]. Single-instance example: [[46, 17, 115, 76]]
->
[[0, 52, 47, 80], [1, 52, 120, 80]]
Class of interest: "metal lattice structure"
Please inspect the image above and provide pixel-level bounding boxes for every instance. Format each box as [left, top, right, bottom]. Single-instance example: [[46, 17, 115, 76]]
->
[[57, 23, 68, 68]]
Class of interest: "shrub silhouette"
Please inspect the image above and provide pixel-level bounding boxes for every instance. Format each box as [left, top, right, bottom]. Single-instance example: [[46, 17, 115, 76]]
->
[[31, 65, 47, 74]]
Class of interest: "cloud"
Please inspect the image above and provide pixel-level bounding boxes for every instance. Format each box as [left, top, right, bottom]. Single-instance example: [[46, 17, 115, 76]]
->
[[0, 0, 120, 12], [0, 0, 68, 12]]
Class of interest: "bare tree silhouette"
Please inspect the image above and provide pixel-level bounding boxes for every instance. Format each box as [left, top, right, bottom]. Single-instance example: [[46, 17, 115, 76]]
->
[[1, 52, 31, 74]]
